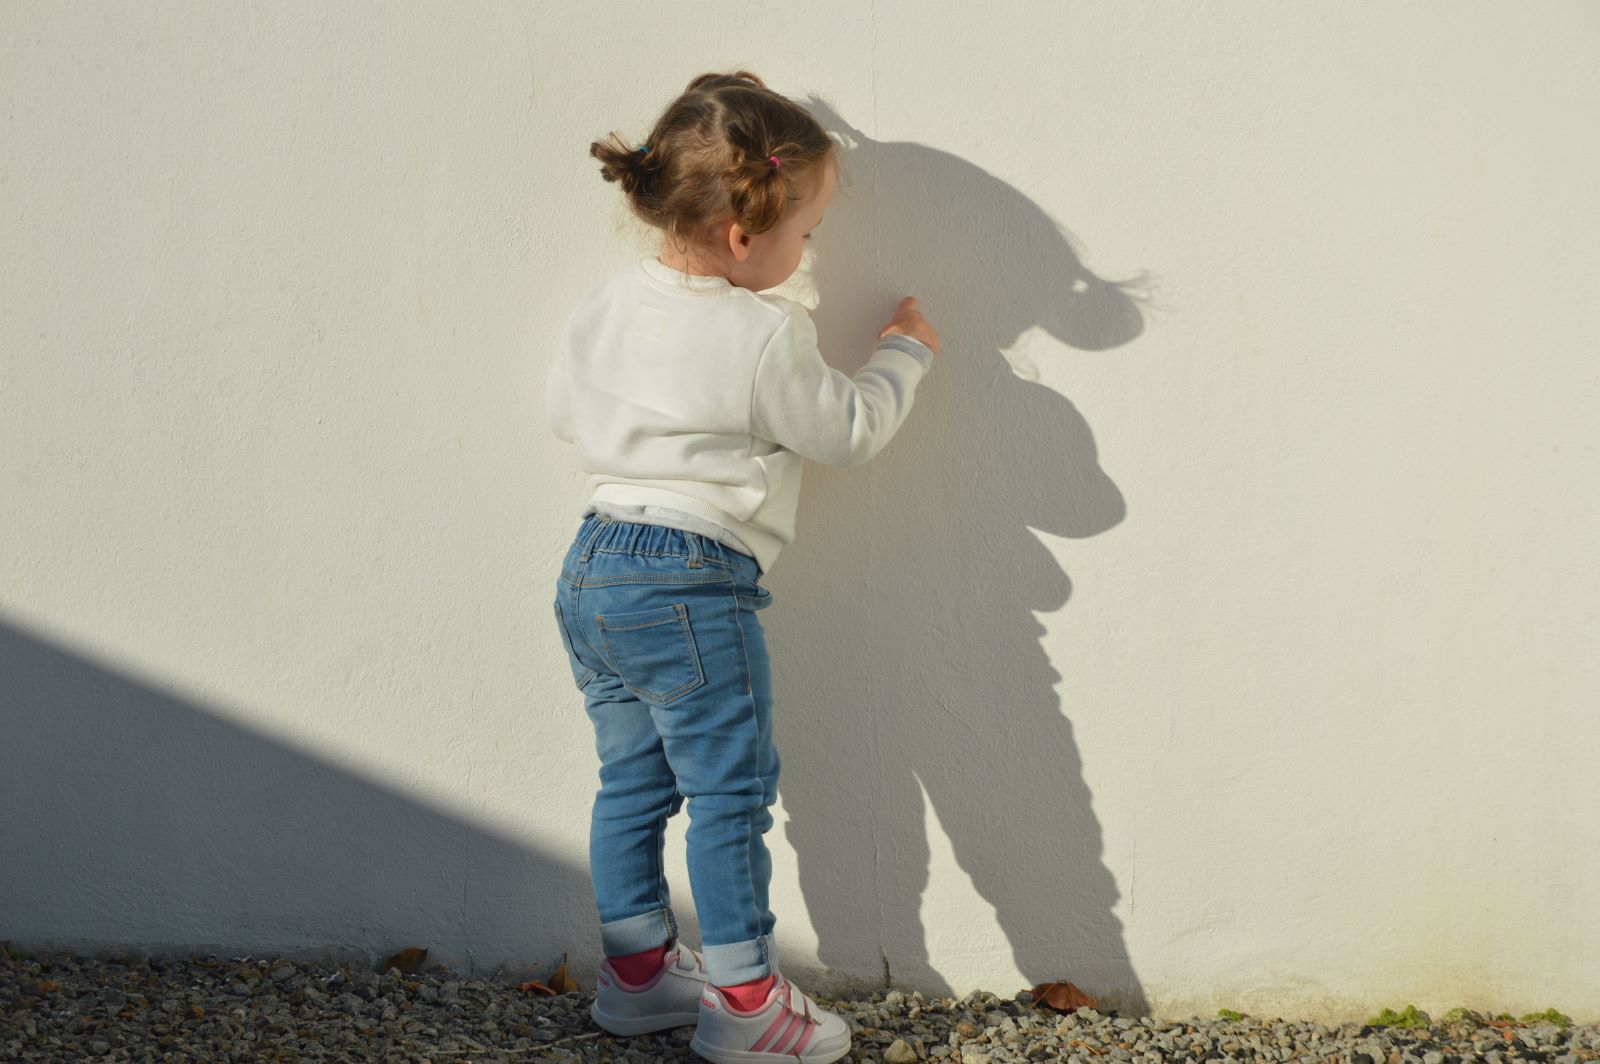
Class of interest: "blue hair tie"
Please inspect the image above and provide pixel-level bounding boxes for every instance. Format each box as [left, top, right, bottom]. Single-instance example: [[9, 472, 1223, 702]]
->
[[636, 145, 648, 153]]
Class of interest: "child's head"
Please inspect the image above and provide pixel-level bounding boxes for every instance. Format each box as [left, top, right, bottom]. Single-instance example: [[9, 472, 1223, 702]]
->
[[591, 70, 842, 292]]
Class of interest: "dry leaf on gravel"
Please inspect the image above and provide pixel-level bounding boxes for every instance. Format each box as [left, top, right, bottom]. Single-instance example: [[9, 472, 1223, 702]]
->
[[1030, 981, 1099, 1013], [380, 948, 428, 974]]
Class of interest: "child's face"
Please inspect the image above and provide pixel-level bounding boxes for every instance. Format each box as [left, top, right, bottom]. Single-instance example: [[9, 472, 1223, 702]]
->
[[726, 157, 836, 292]]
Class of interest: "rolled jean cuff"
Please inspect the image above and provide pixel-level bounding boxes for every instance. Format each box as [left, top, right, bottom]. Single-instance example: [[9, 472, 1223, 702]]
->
[[702, 933, 778, 987], [598, 907, 677, 958]]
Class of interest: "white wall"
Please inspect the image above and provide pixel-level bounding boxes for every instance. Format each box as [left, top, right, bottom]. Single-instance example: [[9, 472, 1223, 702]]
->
[[3, 1, 1597, 1023]]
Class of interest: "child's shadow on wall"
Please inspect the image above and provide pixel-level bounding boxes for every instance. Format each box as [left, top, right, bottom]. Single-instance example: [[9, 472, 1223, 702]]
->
[[768, 100, 1153, 1015]]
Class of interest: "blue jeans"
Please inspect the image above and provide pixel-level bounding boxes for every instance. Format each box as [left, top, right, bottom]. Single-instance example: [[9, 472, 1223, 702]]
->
[[551, 513, 780, 987]]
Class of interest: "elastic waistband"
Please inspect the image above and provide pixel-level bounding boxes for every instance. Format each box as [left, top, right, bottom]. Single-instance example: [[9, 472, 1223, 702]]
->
[[576, 512, 739, 572]]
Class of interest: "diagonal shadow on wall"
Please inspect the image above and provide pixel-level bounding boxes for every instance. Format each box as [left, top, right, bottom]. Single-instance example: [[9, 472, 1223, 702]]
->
[[766, 99, 1153, 1015], [0, 616, 595, 977]]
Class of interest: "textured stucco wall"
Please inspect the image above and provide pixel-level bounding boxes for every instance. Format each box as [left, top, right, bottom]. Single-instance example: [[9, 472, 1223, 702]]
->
[[3, 2, 1598, 1022]]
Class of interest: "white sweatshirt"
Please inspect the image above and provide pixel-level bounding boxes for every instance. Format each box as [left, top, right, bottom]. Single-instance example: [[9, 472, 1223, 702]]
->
[[545, 256, 934, 575]]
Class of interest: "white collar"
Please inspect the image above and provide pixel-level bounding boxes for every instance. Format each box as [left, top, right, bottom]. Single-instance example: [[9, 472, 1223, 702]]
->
[[638, 256, 734, 292]]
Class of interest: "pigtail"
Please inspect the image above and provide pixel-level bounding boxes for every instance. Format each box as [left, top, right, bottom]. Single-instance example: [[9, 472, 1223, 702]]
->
[[590, 131, 654, 199], [725, 143, 796, 237]]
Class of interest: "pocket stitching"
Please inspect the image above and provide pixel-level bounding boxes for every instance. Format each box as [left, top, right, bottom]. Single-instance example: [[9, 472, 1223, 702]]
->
[[735, 584, 772, 610], [597, 603, 705, 704]]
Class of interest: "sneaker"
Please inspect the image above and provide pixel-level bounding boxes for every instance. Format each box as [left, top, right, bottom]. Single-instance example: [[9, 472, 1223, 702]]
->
[[690, 973, 851, 1063], [589, 942, 709, 1035]]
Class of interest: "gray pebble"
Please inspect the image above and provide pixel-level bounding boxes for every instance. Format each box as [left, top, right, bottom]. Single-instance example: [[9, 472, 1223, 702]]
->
[[885, 1037, 919, 1062]]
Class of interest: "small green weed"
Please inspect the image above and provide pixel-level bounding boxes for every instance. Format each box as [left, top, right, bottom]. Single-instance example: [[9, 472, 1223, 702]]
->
[[1365, 1005, 1430, 1029], [1367, 1005, 1571, 1030]]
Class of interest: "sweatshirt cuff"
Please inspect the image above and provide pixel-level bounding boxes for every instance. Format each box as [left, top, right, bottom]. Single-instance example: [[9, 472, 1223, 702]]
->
[[873, 333, 934, 371]]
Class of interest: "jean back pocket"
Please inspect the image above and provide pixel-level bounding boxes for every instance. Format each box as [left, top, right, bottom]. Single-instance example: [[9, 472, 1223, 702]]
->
[[596, 602, 706, 705]]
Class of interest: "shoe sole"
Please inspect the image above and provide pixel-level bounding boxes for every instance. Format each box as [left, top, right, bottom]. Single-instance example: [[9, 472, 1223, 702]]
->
[[688, 1031, 851, 1064], [590, 1002, 702, 1036]]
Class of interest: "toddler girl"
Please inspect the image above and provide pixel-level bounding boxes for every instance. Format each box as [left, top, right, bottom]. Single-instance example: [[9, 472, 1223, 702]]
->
[[546, 69, 940, 1064]]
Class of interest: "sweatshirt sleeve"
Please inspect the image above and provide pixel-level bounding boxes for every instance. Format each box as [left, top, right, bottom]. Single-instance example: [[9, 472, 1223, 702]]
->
[[544, 336, 575, 443], [749, 303, 934, 468]]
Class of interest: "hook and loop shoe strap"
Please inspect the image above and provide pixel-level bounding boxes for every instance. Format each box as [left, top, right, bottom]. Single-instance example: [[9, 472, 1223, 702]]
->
[[747, 977, 819, 1056]]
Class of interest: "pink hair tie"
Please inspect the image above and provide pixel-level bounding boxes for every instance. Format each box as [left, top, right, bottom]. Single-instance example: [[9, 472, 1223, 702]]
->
[[769, 154, 781, 169]]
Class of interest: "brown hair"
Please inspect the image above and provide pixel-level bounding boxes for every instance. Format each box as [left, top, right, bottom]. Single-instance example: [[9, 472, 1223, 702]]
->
[[590, 70, 842, 256]]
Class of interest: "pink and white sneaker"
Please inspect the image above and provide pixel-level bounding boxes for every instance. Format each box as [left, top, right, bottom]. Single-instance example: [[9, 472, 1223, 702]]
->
[[589, 942, 709, 1035], [690, 973, 851, 1063]]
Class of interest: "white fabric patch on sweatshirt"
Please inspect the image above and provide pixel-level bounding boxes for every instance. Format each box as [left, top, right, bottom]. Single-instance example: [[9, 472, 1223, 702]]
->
[[630, 303, 668, 340]]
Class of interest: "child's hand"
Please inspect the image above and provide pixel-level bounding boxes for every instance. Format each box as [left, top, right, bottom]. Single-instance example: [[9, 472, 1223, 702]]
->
[[878, 296, 941, 356]]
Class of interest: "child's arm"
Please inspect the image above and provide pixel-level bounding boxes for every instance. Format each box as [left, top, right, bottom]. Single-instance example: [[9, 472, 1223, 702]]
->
[[750, 301, 933, 467], [545, 336, 575, 444]]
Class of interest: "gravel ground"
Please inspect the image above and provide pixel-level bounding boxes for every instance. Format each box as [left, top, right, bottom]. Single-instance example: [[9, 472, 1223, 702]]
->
[[3, 947, 1595, 1063]]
